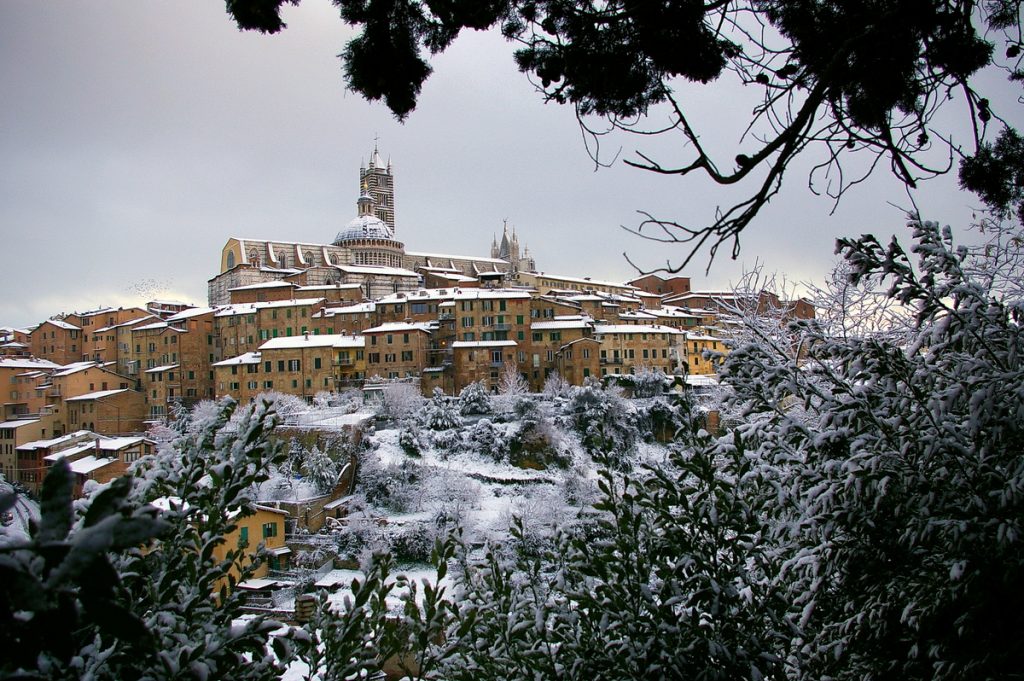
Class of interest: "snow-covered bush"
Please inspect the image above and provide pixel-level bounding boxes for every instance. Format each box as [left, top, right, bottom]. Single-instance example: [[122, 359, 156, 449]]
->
[[398, 423, 426, 457], [458, 380, 492, 415], [304, 444, 340, 495], [462, 418, 509, 463], [358, 457, 423, 513], [720, 220, 1024, 679], [628, 365, 668, 397], [388, 524, 435, 564], [508, 397, 568, 469], [420, 387, 463, 430], [542, 371, 572, 399], [379, 382, 424, 422], [567, 381, 638, 468]]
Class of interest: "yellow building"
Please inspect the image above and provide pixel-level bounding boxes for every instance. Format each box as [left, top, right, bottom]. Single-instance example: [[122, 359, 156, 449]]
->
[[218, 505, 291, 582], [684, 332, 729, 376], [592, 324, 686, 377]]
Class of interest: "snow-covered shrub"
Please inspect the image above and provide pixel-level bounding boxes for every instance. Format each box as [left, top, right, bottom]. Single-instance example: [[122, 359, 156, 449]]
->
[[420, 387, 463, 430], [542, 371, 572, 400], [258, 390, 309, 422], [424, 472, 480, 532], [304, 444, 340, 495], [458, 380, 492, 415], [388, 524, 435, 564], [567, 382, 638, 468], [629, 365, 668, 397], [508, 397, 568, 469], [462, 418, 509, 463], [379, 382, 424, 422], [429, 427, 461, 454], [638, 396, 690, 442], [358, 457, 422, 513], [719, 220, 1024, 679], [398, 423, 426, 457]]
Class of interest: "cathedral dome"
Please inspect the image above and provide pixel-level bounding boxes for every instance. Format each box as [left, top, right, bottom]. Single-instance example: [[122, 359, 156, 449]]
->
[[333, 214, 394, 245]]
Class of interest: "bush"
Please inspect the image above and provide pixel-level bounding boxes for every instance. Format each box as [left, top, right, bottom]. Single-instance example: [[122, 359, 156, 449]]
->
[[458, 381, 492, 415]]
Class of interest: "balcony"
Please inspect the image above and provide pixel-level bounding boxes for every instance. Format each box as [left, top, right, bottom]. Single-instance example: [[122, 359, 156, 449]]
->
[[600, 357, 624, 365], [333, 358, 355, 367], [487, 323, 512, 332], [438, 312, 455, 321]]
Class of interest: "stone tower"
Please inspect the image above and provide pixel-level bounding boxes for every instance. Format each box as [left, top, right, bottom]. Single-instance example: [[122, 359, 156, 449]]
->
[[359, 145, 395, 233]]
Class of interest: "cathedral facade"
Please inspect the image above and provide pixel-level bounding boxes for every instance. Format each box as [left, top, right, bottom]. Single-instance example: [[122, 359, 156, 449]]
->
[[208, 146, 536, 306]]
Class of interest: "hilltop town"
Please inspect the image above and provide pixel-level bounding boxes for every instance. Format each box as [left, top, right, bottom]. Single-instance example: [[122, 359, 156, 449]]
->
[[0, 146, 812, 497]]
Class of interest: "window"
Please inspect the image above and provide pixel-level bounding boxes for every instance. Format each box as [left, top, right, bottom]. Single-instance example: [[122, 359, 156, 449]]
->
[[386, 334, 393, 344], [550, 331, 561, 341], [314, 357, 322, 370], [491, 349, 502, 363], [516, 315, 524, 325], [462, 332, 475, 342], [532, 332, 542, 342], [369, 352, 381, 364], [262, 522, 278, 538], [401, 350, 413, 361], [263, 380, 274, 389], [288, 359, 301, 372], [583, 348, 591, 359], [384, 353, 396, 363], [265, 361, 272, 373], [462, 317, 474, 328], [247, 381, 258, 390]]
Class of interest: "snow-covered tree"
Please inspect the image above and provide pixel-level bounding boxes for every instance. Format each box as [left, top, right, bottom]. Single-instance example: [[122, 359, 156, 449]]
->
[[542, 371, 572, 399], [629, 365, 667, 398], [457, 380, 492, 415], [722, 219, 1024, 679], [379, 382, 424, 423], [304, 444, 340, 495], [420, 387, 463, 430], [567, 381, 638, 469]]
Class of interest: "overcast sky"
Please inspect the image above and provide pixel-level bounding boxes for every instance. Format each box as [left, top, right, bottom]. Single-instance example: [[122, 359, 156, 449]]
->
[[1, 1, 1018, 329]]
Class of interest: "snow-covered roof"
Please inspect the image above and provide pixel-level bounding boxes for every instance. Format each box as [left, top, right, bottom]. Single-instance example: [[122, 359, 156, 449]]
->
[[259, 333, 354, 351], [361, 322, 433, 334], [529, 272, 638, 290], [64, 389, 130, 402], [319, 302, 376, 316], [685, 374, 720, 386], [97, 436, 150, 451], [67, 455, 118, 475], [406, 250, 508, 265], [228, 281, 295, 291], [296, 283, 361, 291], [212, 352, 262, 367], [0, 357, 61, 370], [593, 324, 684, 335], [93, 315, 158, 333], [166, 306, 217, 322], [52, 361, 113, 377], [145, 364, 178, 373], [132, 321, 171, 332], [530, 320, 592, 330], [452, 340, 518, 348], [42, 442, 97, 461], [685, 332, 725, 342], [0, 419, 40, 429], [0, 341, 28, 348], [40, 319, 81, 331], [334, 264, 419, 277]]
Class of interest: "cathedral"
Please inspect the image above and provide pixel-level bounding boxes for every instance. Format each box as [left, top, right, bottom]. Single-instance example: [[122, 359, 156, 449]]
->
[[208, 146, 536, 305]]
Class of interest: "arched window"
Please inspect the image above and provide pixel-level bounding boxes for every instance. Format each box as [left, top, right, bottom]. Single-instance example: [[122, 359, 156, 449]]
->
[[249, 249, 261, 267], [226, 251, 235, 269]]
